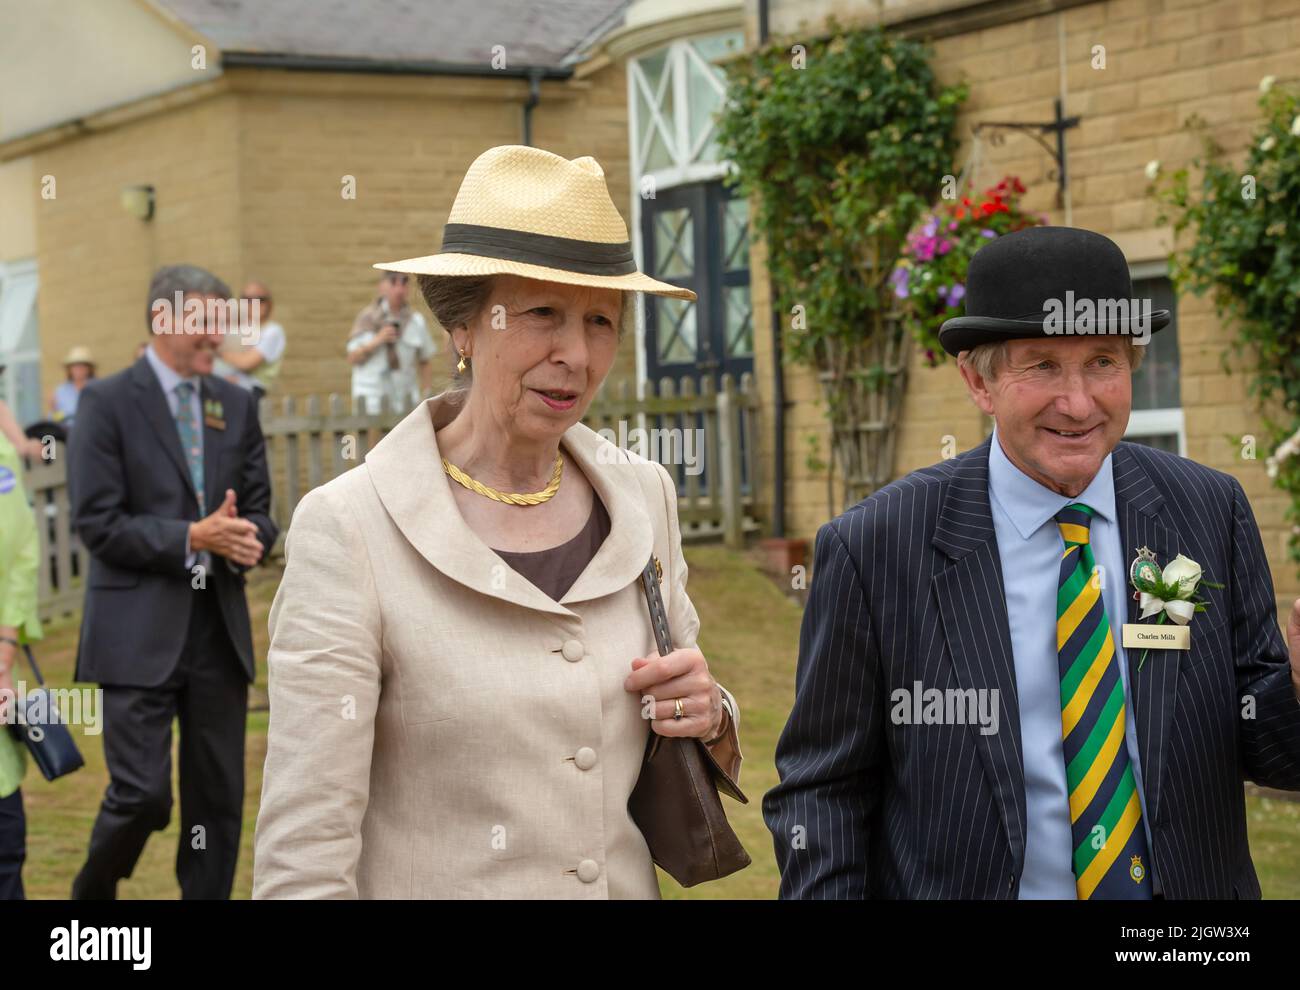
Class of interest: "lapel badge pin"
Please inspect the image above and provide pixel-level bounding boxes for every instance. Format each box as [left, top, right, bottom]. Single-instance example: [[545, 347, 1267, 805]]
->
[[1129, 546, 1160, 591], [203, 398, 227, 431]]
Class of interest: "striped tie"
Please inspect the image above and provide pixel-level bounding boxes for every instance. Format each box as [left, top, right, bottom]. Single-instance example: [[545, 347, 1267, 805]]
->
[[175, 381, 205, 514], [1055, 503, 1152, 900]]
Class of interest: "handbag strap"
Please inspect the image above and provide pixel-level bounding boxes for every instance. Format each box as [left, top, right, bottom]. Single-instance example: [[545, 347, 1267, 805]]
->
[[20, 644, 46, 687], [640, 555, 673, 657]]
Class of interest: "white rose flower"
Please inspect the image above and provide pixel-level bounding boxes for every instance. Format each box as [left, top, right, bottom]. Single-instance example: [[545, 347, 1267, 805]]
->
[[1260, 75, 1276, 93], [1144, 159, 1161, 181], [1261, 135, 1277, 153], [1292, 115, 1300, 137], [1162, 554, 1202, 596]]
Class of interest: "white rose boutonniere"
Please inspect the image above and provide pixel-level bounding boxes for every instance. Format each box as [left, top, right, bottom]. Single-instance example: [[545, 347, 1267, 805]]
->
[[1129, 548, 1223, 670]]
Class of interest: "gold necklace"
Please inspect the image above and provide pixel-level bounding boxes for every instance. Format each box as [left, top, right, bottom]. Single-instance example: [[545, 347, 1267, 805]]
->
[[442, 454, 563, 506]]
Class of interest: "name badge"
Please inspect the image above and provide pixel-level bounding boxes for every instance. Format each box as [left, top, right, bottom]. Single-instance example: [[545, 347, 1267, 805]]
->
[[1122, 624, 1191, 650]]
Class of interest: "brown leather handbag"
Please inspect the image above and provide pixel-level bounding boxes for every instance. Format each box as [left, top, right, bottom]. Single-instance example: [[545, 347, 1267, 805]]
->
[[627, 555, 751, 887]]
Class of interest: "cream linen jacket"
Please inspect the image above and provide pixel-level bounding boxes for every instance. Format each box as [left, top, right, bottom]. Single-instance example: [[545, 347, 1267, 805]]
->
[[253, 394, 741, 899]]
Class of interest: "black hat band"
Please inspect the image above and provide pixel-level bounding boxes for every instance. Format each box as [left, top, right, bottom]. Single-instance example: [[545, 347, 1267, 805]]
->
[[439, 223, 637, 277]]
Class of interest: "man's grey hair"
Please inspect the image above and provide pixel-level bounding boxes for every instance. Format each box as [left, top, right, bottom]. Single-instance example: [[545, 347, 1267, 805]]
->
[[146, 264, 231, 332], [959, 337, 1147, 380], [416, 273, 634, 398]]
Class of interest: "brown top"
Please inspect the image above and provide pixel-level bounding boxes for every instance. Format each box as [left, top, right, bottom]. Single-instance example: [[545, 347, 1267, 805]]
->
[[492, 495, 612, 601]]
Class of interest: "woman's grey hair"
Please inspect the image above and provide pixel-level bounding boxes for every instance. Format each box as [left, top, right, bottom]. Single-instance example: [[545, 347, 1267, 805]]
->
[[959, 337, 1147, 380], [416, 274, 635, 397], [145, 264, 231, 331]]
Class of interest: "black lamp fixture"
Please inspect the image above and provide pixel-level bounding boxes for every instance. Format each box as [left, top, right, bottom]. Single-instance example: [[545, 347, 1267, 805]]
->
[[120, 184, 156, 222], [972, 99, 1081, 205]]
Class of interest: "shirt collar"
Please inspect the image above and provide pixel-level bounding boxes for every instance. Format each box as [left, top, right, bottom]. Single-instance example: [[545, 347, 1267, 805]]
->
[[145, 342, 197, 395], [987, 423, 1117, 541], [379, 297, 408, 321]]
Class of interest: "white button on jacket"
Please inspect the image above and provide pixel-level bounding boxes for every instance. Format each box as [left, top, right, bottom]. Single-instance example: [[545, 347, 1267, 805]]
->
[[253, 393, 741, 899]]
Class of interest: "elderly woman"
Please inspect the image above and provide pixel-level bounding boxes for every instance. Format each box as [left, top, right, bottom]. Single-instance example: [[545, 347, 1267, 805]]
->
[[253, 146, 744, 899]]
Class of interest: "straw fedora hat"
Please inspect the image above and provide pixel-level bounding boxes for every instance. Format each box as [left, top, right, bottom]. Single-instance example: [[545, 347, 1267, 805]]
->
[[374, 145, 697, 302], [63, 346, 95, 367]]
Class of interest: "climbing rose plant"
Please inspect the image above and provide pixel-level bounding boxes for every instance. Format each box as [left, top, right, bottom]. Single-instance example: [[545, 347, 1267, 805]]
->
[[715, 23, 967, 508]]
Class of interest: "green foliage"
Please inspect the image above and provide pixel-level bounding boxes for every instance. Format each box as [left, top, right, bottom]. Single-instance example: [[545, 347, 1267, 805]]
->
[[1150, 80, 1300, 573], [715, 23, 968, 366]]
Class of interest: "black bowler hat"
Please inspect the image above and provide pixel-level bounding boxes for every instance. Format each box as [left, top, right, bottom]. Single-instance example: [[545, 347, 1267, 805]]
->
[[937, 226, 1171, 357]]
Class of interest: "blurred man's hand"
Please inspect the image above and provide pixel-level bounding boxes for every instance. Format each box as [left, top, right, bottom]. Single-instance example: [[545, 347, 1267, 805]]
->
[[190, 488, 262, 566]]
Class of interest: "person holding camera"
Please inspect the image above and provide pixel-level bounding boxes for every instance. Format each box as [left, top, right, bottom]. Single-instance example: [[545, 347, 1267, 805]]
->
[[346, 272, 437, 414]]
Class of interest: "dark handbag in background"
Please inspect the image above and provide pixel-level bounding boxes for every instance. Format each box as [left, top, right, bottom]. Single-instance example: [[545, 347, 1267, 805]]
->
[[627, 555, 750, 888], [5, 644, 85, 781]]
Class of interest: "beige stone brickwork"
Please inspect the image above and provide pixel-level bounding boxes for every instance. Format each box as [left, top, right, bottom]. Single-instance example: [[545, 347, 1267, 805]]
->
[[27, 63, 638, 409]]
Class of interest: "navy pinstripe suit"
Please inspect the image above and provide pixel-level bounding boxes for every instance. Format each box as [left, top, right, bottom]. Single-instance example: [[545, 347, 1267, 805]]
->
[[764, 436, 1300, 898]]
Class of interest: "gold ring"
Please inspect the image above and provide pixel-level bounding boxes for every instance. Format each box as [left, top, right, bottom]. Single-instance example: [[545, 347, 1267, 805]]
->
[[673, 698, 685, 720]]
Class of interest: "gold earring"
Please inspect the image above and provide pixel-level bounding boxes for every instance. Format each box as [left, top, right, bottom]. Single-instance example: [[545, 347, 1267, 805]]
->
[[456, 349, 469, 374]]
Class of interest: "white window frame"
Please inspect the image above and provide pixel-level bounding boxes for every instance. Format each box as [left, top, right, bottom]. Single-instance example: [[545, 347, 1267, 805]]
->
[[1124, 260, 1185, 457], [626, 31, 742, 394], [0, 258, 41, 426]]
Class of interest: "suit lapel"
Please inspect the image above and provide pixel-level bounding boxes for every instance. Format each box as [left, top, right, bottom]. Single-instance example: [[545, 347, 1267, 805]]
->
[[1112, 442, 1182, 828], [130, 357, 199, 507], [557, 429, 654, 607], [931, 436, 1028, 870]]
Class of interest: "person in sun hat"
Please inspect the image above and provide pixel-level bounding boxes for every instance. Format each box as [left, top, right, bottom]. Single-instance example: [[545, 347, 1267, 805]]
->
[[767, 225, 1300, 899], [254, 145, 746, 899], [49, 345, 96, 428]]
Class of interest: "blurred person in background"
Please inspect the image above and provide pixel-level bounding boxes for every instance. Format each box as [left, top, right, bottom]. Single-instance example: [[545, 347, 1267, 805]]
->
[[0, 394, 44, 900], [68, 264, 277, 899], [346, 271, 436, 414], [49, 346, 96, 430], [214, 280, 286, 405], [0, 379, 44, 460]]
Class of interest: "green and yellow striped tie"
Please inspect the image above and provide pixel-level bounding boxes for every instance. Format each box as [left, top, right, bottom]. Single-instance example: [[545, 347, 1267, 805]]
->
[[1055, 502, 1152, 900]]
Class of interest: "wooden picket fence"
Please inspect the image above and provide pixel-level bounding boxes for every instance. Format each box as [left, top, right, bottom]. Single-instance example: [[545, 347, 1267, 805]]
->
[[582, 373, 761, 546], [29, 375, 762, 620], [26, 454, 82, 623]]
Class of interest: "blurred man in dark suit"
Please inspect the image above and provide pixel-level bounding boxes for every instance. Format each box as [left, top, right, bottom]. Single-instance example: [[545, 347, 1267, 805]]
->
[[69, 264, 277, 899]]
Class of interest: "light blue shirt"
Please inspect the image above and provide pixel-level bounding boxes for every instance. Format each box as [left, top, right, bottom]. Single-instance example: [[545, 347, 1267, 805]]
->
[[53, 381, 82, 424], [144, 344, 207, 572], [986, 426, 1158, 898]]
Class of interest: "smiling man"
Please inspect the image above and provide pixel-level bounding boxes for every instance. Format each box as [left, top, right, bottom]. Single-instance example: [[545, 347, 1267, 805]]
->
[[765, 226, 1300, 899]]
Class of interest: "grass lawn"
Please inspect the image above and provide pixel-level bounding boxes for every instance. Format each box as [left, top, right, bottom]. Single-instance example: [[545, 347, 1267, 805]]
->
[[18, 544, 1300, 898]]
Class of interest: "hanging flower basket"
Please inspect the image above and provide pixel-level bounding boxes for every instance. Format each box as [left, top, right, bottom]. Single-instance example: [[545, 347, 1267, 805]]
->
[[891, 177, 1043, 366]]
